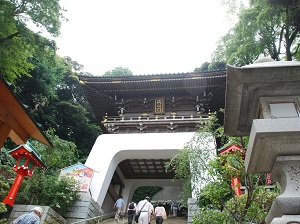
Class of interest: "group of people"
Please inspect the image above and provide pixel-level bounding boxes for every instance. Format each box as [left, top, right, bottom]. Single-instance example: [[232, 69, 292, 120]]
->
[[113, 196, 168, 224], [11, 196, 176, 224]]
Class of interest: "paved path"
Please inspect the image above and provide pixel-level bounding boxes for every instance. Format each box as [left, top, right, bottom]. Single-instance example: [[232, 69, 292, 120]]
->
[[98, 216, 188, 224]]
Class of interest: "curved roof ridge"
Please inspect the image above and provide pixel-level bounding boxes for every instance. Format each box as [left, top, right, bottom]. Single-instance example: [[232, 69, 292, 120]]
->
[[78, 70, 227, 81]]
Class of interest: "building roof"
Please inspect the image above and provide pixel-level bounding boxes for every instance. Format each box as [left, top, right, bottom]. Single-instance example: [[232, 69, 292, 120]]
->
[[0, 76, 52, 148], [9, 141, 45, 169], [79, 71, 227, 129], [218, 144, 243, 154]]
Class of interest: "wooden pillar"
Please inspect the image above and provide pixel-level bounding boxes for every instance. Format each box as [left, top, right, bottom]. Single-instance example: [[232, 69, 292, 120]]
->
[[231, 178, 242, 196]]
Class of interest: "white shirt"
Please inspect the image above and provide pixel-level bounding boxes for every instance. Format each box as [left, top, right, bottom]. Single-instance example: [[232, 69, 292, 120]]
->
[[137, 199, 152, 212]]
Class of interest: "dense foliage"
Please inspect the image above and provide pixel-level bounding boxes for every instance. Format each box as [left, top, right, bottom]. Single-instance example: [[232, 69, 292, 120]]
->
[[167, 111, 225, 206], [0, 0, 101, 160], [0, 0, 65, 82], [103, 66, 134, 77], [0, 130, 81, 215], [168, 112, 278, 224], [12, 56, 102, 161], [213, 0, 300, 65], [194, 61, 227, 72]]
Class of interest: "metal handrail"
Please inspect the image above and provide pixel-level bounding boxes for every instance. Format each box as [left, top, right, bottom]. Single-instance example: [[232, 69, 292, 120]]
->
[[70, 212, 116, 224]]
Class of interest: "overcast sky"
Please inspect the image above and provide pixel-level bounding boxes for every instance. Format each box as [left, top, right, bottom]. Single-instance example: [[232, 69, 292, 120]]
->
[[56, 0, 234, 75]]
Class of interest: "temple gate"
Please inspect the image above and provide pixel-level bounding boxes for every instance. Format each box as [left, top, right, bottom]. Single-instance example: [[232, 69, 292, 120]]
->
[[78, 71, 227, 219]]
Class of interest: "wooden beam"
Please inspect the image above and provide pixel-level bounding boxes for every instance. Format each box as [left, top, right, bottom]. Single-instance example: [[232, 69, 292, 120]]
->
[[0, 77, 52, 147], [0, 122, 11, 148], [108, 184, 119, 202], [8, 129, 28, 145], [0, 102, 28, 145]]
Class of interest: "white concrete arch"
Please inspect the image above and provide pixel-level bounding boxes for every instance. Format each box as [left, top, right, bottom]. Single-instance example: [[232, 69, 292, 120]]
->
[[85, 132, 195, 209]]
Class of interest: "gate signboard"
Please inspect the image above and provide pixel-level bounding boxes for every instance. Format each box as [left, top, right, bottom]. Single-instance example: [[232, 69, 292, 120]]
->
[[59, 163, 94, 192]]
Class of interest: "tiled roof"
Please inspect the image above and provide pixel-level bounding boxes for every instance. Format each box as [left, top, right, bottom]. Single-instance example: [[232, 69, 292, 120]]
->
[[79, 70, 227, 126]]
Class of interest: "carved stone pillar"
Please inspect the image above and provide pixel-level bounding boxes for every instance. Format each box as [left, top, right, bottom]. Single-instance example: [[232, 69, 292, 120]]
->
[[266, 156, 300, 224]]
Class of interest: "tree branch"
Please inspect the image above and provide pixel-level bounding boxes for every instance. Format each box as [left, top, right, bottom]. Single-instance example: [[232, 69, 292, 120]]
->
[[0, 32, 20, 44], [289, 28, 300, 46], [292, 43, 300, 56]]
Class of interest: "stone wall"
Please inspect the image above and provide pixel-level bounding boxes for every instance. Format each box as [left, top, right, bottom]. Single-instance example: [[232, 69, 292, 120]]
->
[[187, 198, 198, 224], [7, 193, 106, 224], [8, 205, 66, 224], [152, 186, 183, 202], [63, 192, 112, 224]]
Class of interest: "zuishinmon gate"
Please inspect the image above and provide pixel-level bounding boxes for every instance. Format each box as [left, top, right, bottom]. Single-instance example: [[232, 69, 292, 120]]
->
[[78, 71, 226, 219]]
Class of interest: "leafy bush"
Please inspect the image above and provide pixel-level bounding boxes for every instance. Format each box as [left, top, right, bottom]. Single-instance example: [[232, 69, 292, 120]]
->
[[0, 149, 16, 200], [15, 171, 80, 214], [169, 111, 278, 223], [0, 202, 7, 224], [1, 129, 81, 216], [193, 209, 231, 224]]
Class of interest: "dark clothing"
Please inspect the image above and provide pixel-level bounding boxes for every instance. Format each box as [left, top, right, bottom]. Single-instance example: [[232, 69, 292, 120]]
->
[[128, 210, 135, 224], [155, 216, 163, 224], [164, 203, 170, 216]]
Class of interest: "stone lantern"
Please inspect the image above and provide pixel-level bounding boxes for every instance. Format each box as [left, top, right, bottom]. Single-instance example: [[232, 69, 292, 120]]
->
[[224, 58, 300, 224], [3, 141, 45, 208]]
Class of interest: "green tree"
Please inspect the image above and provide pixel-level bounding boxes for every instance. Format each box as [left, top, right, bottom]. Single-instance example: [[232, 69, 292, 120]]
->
[[167, 113, 223, 205], [49, 58, 102, 160], [0, 130, 80, 216], [14, 56, 102, 161], [103, 67, 134, 77], [213, 0, 300, 66], [168, 112, 278, 223], [195, 150, 277, 224], [53, 101, 101, 160], [267, 0, 300, 60], [13, 55, 68, 132], [0, 149, 15, 201], [208, 61, 227, 71], [0, 0, 65, 82], [194, 62, 226, 73], [194, 62, 210, 72], [13, 129, 80, 215]]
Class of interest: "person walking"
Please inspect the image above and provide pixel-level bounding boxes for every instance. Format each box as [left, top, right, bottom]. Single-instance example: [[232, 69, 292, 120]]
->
[[11, 207, 43, 224], [136, 196, 152, 224], [164, 201, 171, 217], [127, 200, 137, 224], [113, 196, 125, 223], [154, 202, 166, 224], [171, 201, 179, 217], [148, 199, 154, 224]]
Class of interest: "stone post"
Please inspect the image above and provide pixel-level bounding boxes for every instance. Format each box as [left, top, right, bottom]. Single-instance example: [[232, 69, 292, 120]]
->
[[224, 59, 300, 224], [265, 156, 300, 223]]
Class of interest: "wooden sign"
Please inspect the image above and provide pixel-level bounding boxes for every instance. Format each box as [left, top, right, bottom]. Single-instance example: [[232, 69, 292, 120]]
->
[[154, 98, 165, 114]]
